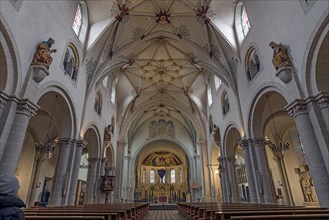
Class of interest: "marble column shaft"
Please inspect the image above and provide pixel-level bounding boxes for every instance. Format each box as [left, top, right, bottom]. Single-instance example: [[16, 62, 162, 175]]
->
[[67, 140, 86, 205], [49, 138, 72, 206], [252, 139, 276, 204], [239, 139, 258, 203], [0, 100, 37, 174], [287, 102, 329, 207]]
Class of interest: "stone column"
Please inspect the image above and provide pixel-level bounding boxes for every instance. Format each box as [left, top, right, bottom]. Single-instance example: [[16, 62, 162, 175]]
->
[[227, 156, 240, 203], [271, 150, 292, 205], [67, 140, 86, 205], [114, 140, 126, 202], [252, 138, 276, 204], [0, 99, 38, 175], [49, 138, 72, 206], [85, 157, 98, 204], [316, 94, 329, 133], [287, 102, 329, 207], [199, 139, 212, 202], [218, 156, 228, 202], [239, 139, 257, 203]]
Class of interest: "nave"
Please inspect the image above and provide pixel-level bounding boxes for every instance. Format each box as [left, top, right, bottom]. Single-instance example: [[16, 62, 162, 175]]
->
[[144, 210, 182, 220]]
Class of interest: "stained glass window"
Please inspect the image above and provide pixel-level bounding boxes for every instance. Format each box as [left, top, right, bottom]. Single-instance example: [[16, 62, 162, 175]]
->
[[241, 5, 250, 36], [150, 170, 155, 183], [171, 169, 175, 183], [72, 4, 82, 36]]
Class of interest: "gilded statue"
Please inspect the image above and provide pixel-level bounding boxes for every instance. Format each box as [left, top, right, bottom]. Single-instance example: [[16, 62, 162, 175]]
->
[[269, 41, 292, 70], [32, 38, 57, 69]]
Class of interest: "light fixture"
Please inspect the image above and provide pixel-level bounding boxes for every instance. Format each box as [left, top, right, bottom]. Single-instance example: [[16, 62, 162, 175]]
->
[[265, 94, 290, 156], [35, 95, 58, 159]]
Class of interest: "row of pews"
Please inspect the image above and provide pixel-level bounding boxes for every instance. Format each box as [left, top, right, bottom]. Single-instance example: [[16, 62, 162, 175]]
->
[[23, 202, 149, 220], [177, 202, 329, 220]]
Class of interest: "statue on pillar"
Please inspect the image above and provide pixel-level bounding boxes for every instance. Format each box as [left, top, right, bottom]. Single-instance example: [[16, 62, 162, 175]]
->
[[104, 125, 112, 142], [32, 38, 57, 69], [269, 41, 292, 70], [213, 125, 221, 142]]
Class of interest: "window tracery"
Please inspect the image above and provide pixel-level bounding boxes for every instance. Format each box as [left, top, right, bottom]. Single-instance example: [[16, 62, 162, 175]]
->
[[241, 5, 250, 37], [222, 91, 230, 115], [63, 43, 79, 81], [94, 91, 102, 115], [72, 4, 82, 36], [245, 47, 261, 82]]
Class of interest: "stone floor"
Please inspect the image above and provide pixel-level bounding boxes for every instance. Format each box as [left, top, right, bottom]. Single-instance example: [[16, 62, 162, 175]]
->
[[144, 210, 183, 220]]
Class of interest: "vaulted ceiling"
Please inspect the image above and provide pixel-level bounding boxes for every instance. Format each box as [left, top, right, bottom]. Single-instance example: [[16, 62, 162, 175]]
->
[[84, 0, 238, 137]]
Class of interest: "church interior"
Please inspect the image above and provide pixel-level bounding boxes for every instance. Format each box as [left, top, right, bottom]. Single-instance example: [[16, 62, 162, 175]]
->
[[0, 0, 328, 219]]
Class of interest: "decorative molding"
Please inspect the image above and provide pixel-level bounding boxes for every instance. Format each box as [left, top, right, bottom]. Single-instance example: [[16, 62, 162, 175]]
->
[[317, 97, 329, 110], [16, 99, 38, 118], [238, 139, 249, 149], [0, 96, 8, 110], [287, 102, 308, 118]]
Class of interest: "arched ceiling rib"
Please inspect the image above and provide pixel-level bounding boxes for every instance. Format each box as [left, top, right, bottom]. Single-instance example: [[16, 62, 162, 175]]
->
[[85, 0, 238, 139]]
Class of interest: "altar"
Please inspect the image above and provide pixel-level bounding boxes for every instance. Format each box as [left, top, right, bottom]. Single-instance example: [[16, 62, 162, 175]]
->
[[158, 195, 168, 203]]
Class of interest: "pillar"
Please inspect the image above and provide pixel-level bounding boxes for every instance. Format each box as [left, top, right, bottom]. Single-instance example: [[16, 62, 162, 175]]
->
[[67, 139, 86, 205], [238, 139, 257, 203], [199, 139, 212, 202], [0, 99, 38, 174], [226, 156, 240, 203], [49, 138, 72, 206], [218, 156, 229, 202], [85, 157, 99, 204], [114, 140, 126, 202], [252, 138, 276, 204], [316, 94, 329, 134], [287, 101, 329, 207]]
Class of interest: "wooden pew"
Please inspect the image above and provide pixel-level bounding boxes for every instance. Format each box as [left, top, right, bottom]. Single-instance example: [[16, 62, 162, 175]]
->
[[26, 216, 105, 220], [230, 213, 329, 219], [24, 202, 149, 220]]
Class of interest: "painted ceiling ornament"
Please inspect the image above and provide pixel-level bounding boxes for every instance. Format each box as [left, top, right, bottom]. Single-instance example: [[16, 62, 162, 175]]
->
[[115, 4, 129, 22], [196, 5, 211, 25], [156, 10, 171, 24]]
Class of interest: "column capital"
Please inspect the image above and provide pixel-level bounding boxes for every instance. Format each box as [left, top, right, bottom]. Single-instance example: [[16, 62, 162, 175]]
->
[[286, 100, 308, 118], [238, 139, 249, 149], [198, 139, 207, 146], [76, 139, 88, 148], [16, 99, 39, 118], [316, 95, 329, 110], [251, 137, 266, 146], [87, 157, 99, 163], [0, 92, 9, 110], [117, 140, 127, 147], [57, 138, 73, 147]]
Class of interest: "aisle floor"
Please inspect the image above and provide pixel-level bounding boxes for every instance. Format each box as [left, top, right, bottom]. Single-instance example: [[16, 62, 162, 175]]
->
[[144, 210, 183, 220]]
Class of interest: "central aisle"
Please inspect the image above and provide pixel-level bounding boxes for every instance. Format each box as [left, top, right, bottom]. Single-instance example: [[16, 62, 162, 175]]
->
[[144, 210, 183, 220]]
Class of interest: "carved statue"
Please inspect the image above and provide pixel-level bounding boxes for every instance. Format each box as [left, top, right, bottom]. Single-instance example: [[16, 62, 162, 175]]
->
[[104, 125, 112, 142], [32, 38, 57, 69], [213, 125, 220, 142], [269, 41, 292, 70]]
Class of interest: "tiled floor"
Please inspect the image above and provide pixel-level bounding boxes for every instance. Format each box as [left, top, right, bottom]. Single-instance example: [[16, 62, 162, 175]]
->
[[144, 210, 183, 220]]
